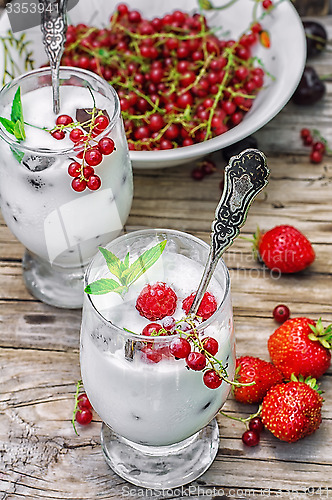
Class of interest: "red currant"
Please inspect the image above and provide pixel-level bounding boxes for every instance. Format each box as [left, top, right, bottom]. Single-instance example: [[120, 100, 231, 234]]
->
[[262, 0, 273, 9], [273, 304, 290, 323], [312, 141, 326, 154], [242, 429, 260, 446], [203, 369, 222, 389], [97, 137, 115, 155], [300, 128, 311, 139], [68, 162, 81, 177], [51, 130, 65, 140], [83, 166, 95, 179], [141, 346, 162, 363], [69, 128, 84, 143], [87, 175, 101, 190], [56, 114, 73, 126], [310, 150, 323, 164], [249, 417, 264, 434], [202, 337, 219, 356], [142, 323, 163, 336], [94, 115, 110, 132], [191, 167, 204, 180], [77, 393, 92, 410], [75, 408, 93, 425], [72, 177, 87, 192], [85, 148, 103, 166], [186, 351, 206, 371], [170, 338, 191, 358]]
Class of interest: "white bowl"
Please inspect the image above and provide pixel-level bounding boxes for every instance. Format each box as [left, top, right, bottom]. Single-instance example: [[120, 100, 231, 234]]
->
[[0, 0, 306, 169]]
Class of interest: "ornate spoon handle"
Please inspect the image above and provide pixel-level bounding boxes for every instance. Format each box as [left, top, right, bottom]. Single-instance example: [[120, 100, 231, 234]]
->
[[189, 148, 270, 315], [39, 0, 69, 114]]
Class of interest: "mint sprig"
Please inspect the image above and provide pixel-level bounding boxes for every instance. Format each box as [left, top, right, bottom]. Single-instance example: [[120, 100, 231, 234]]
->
[[85, 240, 167, 296], [0, 86, 25, 142]]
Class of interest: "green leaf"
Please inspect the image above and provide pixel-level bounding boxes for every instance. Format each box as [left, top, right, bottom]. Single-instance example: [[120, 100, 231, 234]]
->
[[10, 146, 24, 163], [98, 246, 126, 283], [0, 116, 15, 135], [125, 240, 167, 286], [320, 339, 331, 349], [13, 119, 25, 141], [198, 0, 214, 9], [84, 278, 126, 295], [123, 252, 130, 269], [308, 333, 318, 342], [11, 87, 24, 124]]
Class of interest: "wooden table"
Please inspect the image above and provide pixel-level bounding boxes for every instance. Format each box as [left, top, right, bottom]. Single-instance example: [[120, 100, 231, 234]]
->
[[1, 18, 332, 500]]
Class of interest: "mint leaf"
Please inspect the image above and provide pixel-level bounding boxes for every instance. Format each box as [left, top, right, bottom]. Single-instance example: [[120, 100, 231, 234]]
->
[[123, 252, 130, 269], [11, 87, 24, 124], [0, 117, 15, 135], [10, 146, 24, 163], [98, 247, 127, 284], [13, 119, 25, 141], [84, 278, 127, 295], [125, 240, 167, 286]]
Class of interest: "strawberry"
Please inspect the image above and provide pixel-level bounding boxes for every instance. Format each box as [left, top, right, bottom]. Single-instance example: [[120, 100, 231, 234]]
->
[[182, 291, 217, 320], [268, 317, 332, 379], [254, 225, 315, 273], [233, 356, 283, 404], [136, 282, 177, 321], [261, 376, 323, 442]]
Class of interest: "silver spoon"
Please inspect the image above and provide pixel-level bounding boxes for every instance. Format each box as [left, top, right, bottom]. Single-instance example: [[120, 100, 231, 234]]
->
[[189, 148, 270, 316], [39, 0, 69, 114]]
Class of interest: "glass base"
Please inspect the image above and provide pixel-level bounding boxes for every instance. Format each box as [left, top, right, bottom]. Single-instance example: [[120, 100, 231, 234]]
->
[[22, 250, 85, 309], [101, 419, 219, 489]]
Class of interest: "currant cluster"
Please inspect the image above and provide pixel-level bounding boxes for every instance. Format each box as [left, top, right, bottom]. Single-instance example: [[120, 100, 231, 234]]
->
[[140, 316, 225, 390], [72, 381, 94, 433], [300, 128, 328, 164], [61, 4, 271, 151], [242, 416, 264, 446], [50, 111, 115, 192]]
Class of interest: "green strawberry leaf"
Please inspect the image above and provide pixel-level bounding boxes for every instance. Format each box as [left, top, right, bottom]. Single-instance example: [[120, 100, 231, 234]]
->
[[125, 240, 167, 286], [0, 116, 15, 135], [11, 87, 24, 124], [98, 246, 127, 284], [84, 278, 126, 295], [308, 333, 318, 342]]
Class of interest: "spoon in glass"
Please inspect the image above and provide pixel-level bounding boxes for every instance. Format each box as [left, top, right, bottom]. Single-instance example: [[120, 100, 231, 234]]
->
[[189, 148, 270, 316], [39, 0, 69, 114]]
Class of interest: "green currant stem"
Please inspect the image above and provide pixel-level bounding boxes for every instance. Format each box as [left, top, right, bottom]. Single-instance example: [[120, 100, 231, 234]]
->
[[71, 379, 83, 435], [219, 404, 262, 427]]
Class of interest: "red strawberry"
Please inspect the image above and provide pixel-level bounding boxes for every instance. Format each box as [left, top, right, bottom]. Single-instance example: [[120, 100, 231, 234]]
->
[[261, 377, 323, 442], [255, 225, 315, 273], [268, 317, 332, 379], [136, 282, 177, 321], [182, 291, 217, 320], [233, 356, 283, 404]]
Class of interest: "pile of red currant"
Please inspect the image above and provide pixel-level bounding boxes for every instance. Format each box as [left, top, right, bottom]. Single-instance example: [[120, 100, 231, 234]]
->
[[60, 3, 273, 151], [50, 111, 115, 192], [300, 128, 328, 164]]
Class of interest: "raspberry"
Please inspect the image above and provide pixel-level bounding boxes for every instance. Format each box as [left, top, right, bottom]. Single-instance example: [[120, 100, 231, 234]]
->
[[136, 282, 177, 321], [182, 291, 217, 320]]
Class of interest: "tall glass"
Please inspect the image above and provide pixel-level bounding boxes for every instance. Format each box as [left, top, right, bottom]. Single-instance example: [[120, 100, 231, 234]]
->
[[0, 67, 133, 308], [80, 229, 235, 489]]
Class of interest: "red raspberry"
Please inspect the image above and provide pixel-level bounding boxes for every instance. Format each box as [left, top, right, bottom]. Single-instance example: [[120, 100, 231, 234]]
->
[[182, 291, 217, 320], [136, 282, 177, 321]]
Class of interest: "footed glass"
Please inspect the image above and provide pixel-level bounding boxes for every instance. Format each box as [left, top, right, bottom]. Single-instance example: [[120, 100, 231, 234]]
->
[[80, 229, 235, 488], [0, 67, 133, 308]]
